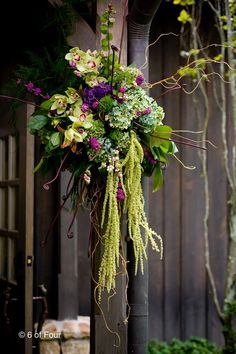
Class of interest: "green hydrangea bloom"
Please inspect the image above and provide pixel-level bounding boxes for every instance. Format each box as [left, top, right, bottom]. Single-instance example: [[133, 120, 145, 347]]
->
[[85, 119, 106, 139], [109, 129, 131, 154], [106, 100, 134, 129]]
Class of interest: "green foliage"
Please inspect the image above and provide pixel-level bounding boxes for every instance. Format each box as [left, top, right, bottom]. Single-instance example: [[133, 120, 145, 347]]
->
[[27, 115, 49, 133], [177, 9, 192, 24], [99, 95, 114, 113], [222, 301, 236, 354], [174, 0, 194, 5], [153, 164, 163, 192], [99, 4, 116, 51], [148, 337, 222, 354]]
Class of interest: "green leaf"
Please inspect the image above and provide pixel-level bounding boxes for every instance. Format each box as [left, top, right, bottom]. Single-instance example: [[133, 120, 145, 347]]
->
[[151, 146, 168, 163], [214, 53, 223, 61], [100, 24, 108, 34], [159, 142, 172, 153], [189, 48, 200, 56], [108, 18, 115, 28], [153, 164, 163, 192], [170, 142, 178, 154], [50, 132, 61, 147], [150, 125, 173, 147], [73, 161, 91, 178], [99, 96, 113, 113], [27, 115, 48, 133], [100, 15, 107, 23], [177, 9, 192, 24], [40, 99, 52, 110], [106, 32, 113, 41], [101, 39, 109, 51], [178, 66, 198, 78]]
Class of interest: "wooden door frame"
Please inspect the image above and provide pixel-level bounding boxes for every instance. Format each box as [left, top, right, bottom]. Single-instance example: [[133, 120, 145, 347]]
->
[[23, 104, 35, 354]]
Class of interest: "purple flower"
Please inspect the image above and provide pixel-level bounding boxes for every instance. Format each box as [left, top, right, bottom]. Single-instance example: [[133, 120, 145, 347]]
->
[[34, 87, 42, 96], [136, 74, 144, 86], [83, 82, 112, 109], [25, 82, 35, 92], [144, 107, 152, 115], [43, 94, 51, 100], [119, 86, 126, 93], [89, 137, 101, 151], [116, 187, 125, 201], [81, 103, 90, 112], [92, 101, 99, 109]]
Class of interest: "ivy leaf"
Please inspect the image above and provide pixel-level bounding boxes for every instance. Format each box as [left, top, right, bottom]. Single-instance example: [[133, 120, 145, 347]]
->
[[150, 125, 173, 148], [50, 132, 61, 147], [28, 115, 48, 133], [153, 164, 163, 192]]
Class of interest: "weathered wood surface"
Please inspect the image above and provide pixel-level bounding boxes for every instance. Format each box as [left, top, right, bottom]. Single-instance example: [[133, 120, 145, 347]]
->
[[147, 2, 227, 345]]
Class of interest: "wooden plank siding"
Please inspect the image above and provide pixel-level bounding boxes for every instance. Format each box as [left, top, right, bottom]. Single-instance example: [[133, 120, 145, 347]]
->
[[148, 3, 227, 345]]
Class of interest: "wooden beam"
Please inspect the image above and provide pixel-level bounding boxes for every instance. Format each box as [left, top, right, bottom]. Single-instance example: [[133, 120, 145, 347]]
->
[[24, 104, 35, 354]]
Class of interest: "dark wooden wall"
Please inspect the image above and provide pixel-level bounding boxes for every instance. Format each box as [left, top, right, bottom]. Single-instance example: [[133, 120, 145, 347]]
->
[[148, 3, 227, 345]]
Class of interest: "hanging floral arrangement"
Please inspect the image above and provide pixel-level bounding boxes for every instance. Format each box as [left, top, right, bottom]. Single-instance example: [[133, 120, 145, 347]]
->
[[27, 4, 178, 299]]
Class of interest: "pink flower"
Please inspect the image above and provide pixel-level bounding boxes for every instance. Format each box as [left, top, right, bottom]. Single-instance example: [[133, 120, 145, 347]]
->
[[119, 86, 126, 93]]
